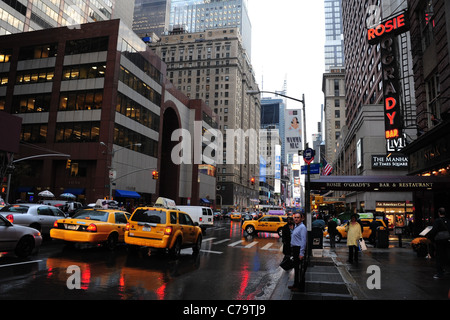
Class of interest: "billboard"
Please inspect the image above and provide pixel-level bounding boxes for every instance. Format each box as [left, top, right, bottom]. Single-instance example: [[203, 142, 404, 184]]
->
[[284, 109, 302, 153]]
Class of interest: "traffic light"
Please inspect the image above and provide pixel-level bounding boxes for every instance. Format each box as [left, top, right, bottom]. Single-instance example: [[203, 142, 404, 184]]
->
[[250, 177, 255, 185], [152, 170, 159, 180], [65, 159, 71, 169]]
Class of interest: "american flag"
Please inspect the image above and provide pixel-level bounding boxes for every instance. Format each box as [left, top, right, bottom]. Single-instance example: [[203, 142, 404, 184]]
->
[[321, 158, 333, 176]]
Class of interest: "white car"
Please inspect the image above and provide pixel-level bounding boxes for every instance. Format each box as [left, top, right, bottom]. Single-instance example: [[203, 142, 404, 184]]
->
[[0, 204, 66, 237], [0, 214, 42, 257]]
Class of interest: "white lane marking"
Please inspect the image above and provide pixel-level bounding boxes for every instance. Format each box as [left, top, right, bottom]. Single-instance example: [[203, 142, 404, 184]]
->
[[244, 241, 259, 248], [213, 239, 231, 245], [0, 260, 42, 268], [228, 240, 244, 247]]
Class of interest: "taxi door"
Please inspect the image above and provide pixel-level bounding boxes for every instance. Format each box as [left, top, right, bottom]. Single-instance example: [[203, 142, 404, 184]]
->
[[178, 212, 196, 245]]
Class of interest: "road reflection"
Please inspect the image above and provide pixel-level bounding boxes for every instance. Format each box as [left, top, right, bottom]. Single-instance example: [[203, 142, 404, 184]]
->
[[45, 246, 201, 299]]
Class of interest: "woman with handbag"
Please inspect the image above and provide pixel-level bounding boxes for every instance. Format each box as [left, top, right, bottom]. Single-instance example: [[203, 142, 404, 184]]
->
[[346, 213, 363, 264], [428, 207, 450, 279]]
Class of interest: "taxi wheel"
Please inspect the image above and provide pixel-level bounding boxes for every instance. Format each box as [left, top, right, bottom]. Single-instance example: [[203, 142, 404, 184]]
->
[[335, 233, 342, 243], [245, 225, 255, 235], [277, 228, 283, 237], [170, 238, 182, 257], [193, 235, 202, 255], [105, 233, 118, 250]]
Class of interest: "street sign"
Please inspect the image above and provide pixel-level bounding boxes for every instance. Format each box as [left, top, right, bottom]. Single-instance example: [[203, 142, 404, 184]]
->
[[301, 163, 320, 174], [303, 148, 315, 165]]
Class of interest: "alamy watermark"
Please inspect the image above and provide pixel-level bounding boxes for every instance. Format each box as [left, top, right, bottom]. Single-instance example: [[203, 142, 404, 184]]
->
[[171, 121, 276, 166]]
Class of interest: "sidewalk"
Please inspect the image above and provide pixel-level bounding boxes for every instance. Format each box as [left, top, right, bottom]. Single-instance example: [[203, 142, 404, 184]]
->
[[271, 236, 450, 300]]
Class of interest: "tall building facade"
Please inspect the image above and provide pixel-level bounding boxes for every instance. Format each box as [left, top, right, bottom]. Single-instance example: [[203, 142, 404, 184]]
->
[[324, 0, 345, 71], [0, 0, 134, 36], [0, 19, 217, 205], [322, 67, 345, 165], [402, 0, 450, 232], [149, 27, 259, 210], [132, 0, 171, 38], [169, 0, 252, 58]]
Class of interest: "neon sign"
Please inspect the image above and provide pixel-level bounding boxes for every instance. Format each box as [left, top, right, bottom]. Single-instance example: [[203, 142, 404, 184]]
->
[[367, 11, 410, 152], [367, 13, 409, 45]]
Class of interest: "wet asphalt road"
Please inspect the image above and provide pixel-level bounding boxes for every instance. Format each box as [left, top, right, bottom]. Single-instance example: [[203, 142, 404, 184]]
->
[[0, 219, 287, 300]]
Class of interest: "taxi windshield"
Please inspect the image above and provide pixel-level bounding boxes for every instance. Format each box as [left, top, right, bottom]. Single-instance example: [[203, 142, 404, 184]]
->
[[72, 210, 109, 222], [132, 209, 166, 224]]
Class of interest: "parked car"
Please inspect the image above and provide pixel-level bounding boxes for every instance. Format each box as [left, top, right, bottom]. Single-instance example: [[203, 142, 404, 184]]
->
[[125, 198, 203, 256], [0, 204, 66, 237], [242, 215, 287, 237], [51, 208, 130, 250], [0, 214, 43, 257]]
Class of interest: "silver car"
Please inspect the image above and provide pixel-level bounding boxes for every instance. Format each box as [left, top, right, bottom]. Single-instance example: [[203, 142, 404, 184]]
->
[[0, 204, 66, 237], [0, 214, 43, 257]]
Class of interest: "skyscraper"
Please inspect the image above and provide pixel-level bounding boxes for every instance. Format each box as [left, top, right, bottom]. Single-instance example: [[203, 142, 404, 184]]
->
[[133, 0, 171, 38], [0, 0, 134, 35], [324, 0, 344, 71]]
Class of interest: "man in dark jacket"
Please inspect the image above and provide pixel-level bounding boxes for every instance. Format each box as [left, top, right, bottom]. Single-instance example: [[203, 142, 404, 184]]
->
[[327, 217, 338, 248], [281, 216, 294, 258], [427, 207, 450, 279]]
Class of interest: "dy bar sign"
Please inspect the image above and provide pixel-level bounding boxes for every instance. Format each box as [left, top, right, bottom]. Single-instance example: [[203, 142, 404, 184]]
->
[[367, 11, 410, 152]]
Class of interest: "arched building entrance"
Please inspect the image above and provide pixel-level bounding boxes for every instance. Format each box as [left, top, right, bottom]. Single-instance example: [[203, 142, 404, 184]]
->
[[159, 107, 180, 202]]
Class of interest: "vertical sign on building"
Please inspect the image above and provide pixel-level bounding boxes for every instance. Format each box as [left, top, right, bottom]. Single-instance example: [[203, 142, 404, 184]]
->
[[367, 11, 410, 153], [275, 145, 281, 193], [284, 109, 302, 153]]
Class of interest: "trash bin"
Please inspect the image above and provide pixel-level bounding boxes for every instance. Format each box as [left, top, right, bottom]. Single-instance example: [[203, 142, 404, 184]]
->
[[376, 227, 389, 248], [311, 227, 323, 249]]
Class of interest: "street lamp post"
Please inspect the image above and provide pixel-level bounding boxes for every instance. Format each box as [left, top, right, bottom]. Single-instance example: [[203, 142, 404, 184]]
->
[[100, 142, 142, 199], [247, 89, 310, 291]]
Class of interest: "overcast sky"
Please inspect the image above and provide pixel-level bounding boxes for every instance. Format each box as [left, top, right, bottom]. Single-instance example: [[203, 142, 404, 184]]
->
[[247, 0, 326, 145]]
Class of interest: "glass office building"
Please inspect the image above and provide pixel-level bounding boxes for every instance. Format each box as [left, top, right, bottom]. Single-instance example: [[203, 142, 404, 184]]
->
[[170, 0, 251, 58], [324, 0, 344, 71]]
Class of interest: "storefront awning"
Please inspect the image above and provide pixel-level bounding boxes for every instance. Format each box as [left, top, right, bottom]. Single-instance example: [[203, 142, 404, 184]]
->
[[63, 188, 85, 195], [115, 189, 141, 199], [310, 175, 450, 192]]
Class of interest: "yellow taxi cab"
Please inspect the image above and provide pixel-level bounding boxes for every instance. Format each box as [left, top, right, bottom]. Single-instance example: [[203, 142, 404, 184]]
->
[[230, 212, 241, 220], [124, 197, 203, 256], [242, 215, 287, 237], [50, 205, 130, 249], [324, 218, 387, 243]]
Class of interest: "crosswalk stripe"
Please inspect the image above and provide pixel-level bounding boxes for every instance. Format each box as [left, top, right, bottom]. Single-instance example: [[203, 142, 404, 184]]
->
[[228, 240, 244, 247], [213, 239, 231, 245], [202, 237, 216, 242], [244, 241, 259, 248], [261, 243, 273, 250]]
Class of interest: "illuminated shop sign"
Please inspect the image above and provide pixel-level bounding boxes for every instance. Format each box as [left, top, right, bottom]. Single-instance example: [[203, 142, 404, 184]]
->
[[367, 13, 410, 45], [367, 11, 410, 152]]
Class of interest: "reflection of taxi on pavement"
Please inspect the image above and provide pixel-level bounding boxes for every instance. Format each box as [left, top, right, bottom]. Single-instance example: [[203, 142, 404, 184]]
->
[[242, 215, 287, 237], [230, 212, 241, 220], [324, 216, 387, 243], [50, 201, 130, 249], [124, 197, 203, 256]]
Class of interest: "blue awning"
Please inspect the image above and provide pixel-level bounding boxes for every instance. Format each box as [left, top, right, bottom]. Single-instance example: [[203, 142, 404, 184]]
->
[[200, 198, 210, 203], [115, 189, 141, 199], [63, 188, 85, 195]]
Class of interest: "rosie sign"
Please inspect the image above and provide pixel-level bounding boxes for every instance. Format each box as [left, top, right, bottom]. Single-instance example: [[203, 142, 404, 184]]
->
[[367, 12, 410, 45]]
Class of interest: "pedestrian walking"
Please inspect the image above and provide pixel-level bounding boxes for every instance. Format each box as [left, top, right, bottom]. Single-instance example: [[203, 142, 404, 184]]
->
[[327, 216, 338, 248], [427, 207, 450, 279], [281, 216, 294, 259], [346, 213, 362, 264], [289, 213, 307, 291]]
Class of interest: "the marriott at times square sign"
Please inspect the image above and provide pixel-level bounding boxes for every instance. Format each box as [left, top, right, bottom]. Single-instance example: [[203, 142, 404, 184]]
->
[[366, 11, 410, 153]]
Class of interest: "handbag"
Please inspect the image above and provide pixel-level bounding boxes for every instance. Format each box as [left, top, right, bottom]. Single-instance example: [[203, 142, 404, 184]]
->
[[434, 230, 450, 241], [359, 238, 367, 251], [279, 256, 294, 270]]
